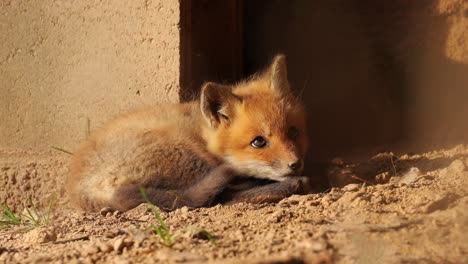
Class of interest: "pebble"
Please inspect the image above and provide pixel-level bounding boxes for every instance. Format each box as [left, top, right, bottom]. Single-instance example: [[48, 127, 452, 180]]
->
[[113, 237, 124, 252], [99, 207, 114, 217], [180, 206, 189, 213], [375, 172, 390, 183], [399, 167, 421, 185], [127, 227, 147, 246], [81, 244, 99, 256], [23, 227, 57, 245], [234, 230, 245, 242], [113, 210, 122, 218], [104, 229, 126, 238], [342, 183, 360, 192], [268, 210, 284, 222], [96, 241, 113, 253]]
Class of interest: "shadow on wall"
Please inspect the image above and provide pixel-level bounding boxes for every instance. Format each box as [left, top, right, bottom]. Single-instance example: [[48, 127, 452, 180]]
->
[[404, 2, 468, 149], [244, 0, 468, 166]]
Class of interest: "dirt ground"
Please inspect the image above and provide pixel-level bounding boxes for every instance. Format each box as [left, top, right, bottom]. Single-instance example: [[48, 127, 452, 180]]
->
[[1, 145, 467, 264]]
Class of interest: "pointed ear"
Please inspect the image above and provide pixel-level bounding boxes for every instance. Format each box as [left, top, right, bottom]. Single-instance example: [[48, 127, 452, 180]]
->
[[200, 82, 241, 128], [269, 54, 291, 95]]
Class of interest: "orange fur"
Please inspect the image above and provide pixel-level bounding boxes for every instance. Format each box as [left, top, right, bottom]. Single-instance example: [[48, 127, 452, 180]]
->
[[67, 54, 309, 212]]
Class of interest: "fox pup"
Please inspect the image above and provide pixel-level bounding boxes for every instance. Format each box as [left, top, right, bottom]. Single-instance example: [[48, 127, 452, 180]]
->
[[67, 55, 309, 212]]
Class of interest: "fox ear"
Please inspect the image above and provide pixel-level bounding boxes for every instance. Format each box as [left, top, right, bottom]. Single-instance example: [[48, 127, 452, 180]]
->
[[269, 54, 291, 95], [200, 82, 241, 128]]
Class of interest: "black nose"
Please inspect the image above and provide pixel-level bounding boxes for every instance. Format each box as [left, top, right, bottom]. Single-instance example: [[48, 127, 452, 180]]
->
[[288, 159, 302, 171]]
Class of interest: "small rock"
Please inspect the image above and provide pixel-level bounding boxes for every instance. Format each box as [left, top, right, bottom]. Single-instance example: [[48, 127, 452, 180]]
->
[[278, 200, 291, 208], [180, 206, 189, 213], [375, 172, 390, 183], [113, 237, 124, 252], [342, 183, 360, 192], [127, 227, 147, 246], [123, 237, 134, 248], [113, 237, 134, 253], [113, 210, 122, 218], [399, 167, 421, 185], [81, 244, 99, 256], [279, 196, 301, 207], [321, 196, 332, 207], [96, 241, 113, 253], [234, 230, 244, 242], [186, 228, 213, 241], [328, 188, 343, 200], [104, 229, 126, 238], [24, 227, 57, 245], [125, 203, 152, 219], [99, 207, 114, 217], [269, 210, 284, 222], [139, 215, 152, 221], [400, 154, 410, 160]]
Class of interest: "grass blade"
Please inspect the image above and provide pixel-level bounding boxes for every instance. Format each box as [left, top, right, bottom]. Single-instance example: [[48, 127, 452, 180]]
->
[[45, 193, 57, 225], [0, 204, 22, 227], [86, 117, 91, 137], [50, 146, 73, 155], [138, 186, 216, 247]]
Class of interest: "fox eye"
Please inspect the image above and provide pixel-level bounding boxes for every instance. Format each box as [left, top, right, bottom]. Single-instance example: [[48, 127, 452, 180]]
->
[[288, 126, 300, 140], [251, 136, 267, 148]]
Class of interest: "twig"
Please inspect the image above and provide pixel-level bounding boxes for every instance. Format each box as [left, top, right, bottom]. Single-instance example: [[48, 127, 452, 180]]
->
[[50, 146, 73, 155], [350, 175, 373, 185], [51, 235, 89, 244], [390, 155, 397, 176]]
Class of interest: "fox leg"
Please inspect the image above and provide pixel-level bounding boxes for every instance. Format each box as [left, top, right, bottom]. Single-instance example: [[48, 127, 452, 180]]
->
[[220, 177, 305, 205], [110, 165, 236, 211], [179, 165, 236, 208]]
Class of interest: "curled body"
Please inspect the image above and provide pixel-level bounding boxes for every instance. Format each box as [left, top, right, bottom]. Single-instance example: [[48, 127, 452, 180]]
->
[[67, 55, 309, 212]]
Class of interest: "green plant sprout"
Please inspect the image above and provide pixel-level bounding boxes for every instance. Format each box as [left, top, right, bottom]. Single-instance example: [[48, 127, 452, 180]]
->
[[51, 117, 91, 155], [0, 204, 22, 227], [0, 193, 57, 229], [138, 186, 216, 247]]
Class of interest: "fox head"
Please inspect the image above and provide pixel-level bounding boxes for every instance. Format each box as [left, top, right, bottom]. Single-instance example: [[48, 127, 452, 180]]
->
[[200, 55, 309, 181]]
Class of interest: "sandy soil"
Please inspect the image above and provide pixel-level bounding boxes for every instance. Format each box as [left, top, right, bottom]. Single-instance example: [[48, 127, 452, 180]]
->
[[1, 145, 467, 264]]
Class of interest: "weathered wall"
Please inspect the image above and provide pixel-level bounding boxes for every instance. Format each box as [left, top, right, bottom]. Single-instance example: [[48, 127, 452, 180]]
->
[[0, 0, 180, 152]]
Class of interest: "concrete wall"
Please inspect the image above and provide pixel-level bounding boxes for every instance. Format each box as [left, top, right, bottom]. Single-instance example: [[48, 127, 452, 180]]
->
[[0, 0, 180, 152]]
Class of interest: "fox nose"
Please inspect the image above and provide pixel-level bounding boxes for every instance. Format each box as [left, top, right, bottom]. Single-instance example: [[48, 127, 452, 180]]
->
[[288, 159, 303, 172]]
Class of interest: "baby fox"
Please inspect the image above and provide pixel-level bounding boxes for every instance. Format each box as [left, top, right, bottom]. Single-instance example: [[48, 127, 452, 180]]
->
[[67, 55, 309, 212]]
